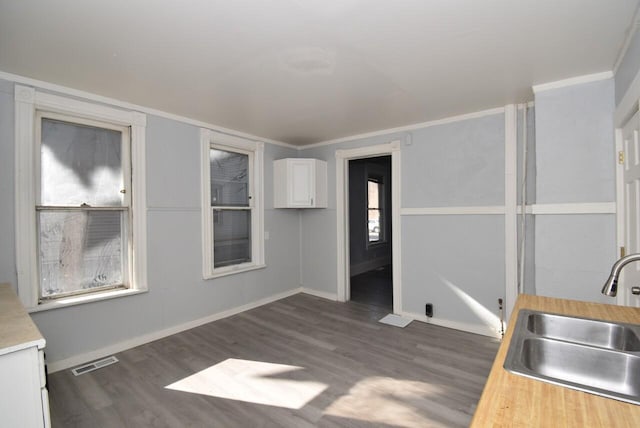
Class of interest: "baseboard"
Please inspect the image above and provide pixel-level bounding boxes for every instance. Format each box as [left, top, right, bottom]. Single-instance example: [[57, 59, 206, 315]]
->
[[399, 311, 502, 338], [47, 287, 302, 373], [349, 256, 391, 277], [300, 287, 338, 301]]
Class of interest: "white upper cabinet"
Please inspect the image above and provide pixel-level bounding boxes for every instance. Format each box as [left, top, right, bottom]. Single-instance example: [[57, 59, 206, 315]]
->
[[274, 158, 327, 208]]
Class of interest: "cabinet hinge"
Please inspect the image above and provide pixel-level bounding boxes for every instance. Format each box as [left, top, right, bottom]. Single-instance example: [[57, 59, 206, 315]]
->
[[619, 151, 625, 165]]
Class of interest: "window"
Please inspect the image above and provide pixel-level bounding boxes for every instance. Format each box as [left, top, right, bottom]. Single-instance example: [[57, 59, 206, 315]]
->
[[201, 129, 264, 278], [14, 85, 147, 309], [367, 177, 384, 244], [37, 114, 130, 299]]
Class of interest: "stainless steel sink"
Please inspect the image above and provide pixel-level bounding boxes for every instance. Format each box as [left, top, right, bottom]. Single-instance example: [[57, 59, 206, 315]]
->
[[526, 312, 640, 351], [504, 309, 640, 405]]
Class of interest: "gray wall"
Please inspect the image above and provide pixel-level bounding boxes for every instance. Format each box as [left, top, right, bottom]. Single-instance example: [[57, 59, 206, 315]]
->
[[535, 80, 615, 204], [615, 28, 640, 106], [0, 80, 16, 289], [400, 114, 506, 332], [0, 79, 301, 365], [299, 133, 406, 296], [517, 107, 537, 295], [300, 114, 508, 333], [299, 94, 613, 330], [533, 78, 616, 303], [403, 116, 505, 208], [0, 71, 621, 361]]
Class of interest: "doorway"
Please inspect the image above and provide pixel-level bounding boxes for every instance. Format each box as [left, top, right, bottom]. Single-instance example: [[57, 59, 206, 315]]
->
[[348, 156, 393, 310], [335, 141, 402, 314]]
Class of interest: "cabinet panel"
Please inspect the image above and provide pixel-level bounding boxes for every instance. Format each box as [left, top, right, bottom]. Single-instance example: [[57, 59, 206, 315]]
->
[[290, 160, 313, 206], [0, 347, 45, 428], [42, 387, 51, 428], [274, 158, 327, 208], [0, 284, 49, 428]]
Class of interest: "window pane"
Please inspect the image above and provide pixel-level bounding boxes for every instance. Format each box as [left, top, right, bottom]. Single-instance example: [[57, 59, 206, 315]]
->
[[368, 209, 380, 242], [38, 210, 124, 297], [213, 209, 251, 268], [40, 118, 124, 207], [210, 148, 249, 207], [368, 179, 382, 243], [368, 180, 380, 209]]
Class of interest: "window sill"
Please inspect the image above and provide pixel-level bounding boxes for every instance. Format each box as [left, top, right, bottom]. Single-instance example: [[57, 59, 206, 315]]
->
[[27, 288, 148, 313], [204, 263, 266, 280], [367, 241, 387, 249]]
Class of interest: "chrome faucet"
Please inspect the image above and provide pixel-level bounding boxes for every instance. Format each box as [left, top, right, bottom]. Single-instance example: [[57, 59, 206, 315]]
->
[[602, 253, 640, 297]]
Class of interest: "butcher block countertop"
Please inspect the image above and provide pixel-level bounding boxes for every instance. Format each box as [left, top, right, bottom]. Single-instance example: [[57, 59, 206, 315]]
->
[[0, 283, 45, 356], [471, 294, 640, 427]]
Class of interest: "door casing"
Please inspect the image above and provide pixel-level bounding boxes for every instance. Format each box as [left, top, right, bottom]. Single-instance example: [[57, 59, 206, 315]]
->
[[336, 141, 402, 314]]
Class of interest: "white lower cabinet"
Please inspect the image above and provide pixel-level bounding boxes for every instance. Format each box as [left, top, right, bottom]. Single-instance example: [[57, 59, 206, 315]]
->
[[0, 284, 50, 428]]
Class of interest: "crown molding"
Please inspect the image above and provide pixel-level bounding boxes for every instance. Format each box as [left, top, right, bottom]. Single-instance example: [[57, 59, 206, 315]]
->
[[532, 71, 613, 94]]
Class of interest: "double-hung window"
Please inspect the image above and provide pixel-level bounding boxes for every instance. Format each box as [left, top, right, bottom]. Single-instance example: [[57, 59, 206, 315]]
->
[[14, 85, 147, 309], [201, 129, 264, 278], [37, 113, 131, 299], [367, 176, 385, 244]]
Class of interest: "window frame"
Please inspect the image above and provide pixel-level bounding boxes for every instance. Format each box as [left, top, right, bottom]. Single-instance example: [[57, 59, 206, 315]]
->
[[36, 112, 132, 300], [200, 129, 265, 279], [366, 167, 387, 248], [366, 177, 383, 245], [14, 85, 147, 311]]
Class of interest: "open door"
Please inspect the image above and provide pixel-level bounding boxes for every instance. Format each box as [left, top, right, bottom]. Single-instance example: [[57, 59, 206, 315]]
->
[[620, 110, 640, 308]]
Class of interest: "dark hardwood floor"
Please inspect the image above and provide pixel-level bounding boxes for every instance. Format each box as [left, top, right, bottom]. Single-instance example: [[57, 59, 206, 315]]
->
[[48, 293, 500, 428], [349, 264, 393, 310]]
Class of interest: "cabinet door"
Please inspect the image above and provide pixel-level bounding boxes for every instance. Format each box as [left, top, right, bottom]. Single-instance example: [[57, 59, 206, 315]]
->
[[0, 347, 45, 427], [289, 160, 314, 207]]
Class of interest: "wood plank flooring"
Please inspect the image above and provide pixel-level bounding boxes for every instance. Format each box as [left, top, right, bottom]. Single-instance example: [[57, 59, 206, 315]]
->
[[48, 293, 500, 428], [350, 265, 393, 310]]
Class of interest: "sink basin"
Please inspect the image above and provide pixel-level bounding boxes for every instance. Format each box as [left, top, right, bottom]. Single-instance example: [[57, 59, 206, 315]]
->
[[527, 312, 640, 351], [504, 309, 640, 405], [520, 338, 640, 397]]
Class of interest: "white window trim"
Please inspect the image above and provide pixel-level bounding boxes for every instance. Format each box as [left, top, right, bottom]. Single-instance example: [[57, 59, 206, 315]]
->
[[14, 84, 148, 310], [200, 129, 265, 279]]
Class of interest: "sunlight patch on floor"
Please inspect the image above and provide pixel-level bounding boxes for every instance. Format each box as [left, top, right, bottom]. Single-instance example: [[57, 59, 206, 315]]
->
[[165, 358, 327, 409], [324, 376, 455, 428]]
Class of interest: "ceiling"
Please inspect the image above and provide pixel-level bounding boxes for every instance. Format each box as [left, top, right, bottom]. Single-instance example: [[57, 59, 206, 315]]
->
[[0, 0, 638, 146]]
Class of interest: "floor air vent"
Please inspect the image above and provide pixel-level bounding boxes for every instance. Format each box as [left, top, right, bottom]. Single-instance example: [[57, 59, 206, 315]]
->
[[71, 356, 119, 376]]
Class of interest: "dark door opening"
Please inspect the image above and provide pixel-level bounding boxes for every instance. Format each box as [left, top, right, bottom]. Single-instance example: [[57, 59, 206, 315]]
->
[[348, 155, 392, 311]]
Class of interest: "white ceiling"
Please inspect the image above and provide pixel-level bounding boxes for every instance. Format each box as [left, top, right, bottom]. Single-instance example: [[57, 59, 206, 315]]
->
[[0, 0, 638, 145]]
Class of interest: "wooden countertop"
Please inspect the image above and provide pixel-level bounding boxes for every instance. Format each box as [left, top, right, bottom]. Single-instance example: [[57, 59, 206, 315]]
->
[[471, 294, 640, 427], [0, 283, 45, 356]]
